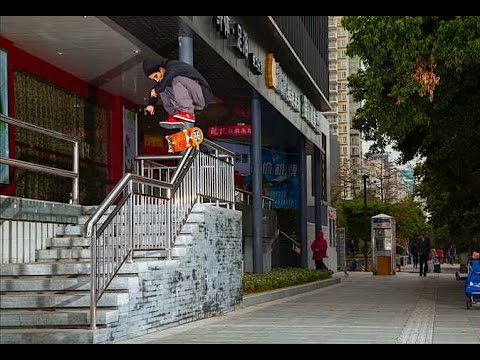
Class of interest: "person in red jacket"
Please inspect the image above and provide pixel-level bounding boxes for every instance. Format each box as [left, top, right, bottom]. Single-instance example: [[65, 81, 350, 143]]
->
[[311, 231, 328, 271]]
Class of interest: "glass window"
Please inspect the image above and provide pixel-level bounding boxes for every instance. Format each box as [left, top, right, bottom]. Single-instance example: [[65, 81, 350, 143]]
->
[[0, 50, 9, 184]]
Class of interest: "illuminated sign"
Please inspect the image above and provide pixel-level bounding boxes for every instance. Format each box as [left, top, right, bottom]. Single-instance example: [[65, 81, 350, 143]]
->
[[266, 53, 321, 134], [207, 125, 252, 137], [265, 53, 277, 89]]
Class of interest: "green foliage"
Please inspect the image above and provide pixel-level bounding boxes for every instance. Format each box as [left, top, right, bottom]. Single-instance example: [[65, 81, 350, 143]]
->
[[342, 16, 480, 245], [242, 268, 331, 295], [338, 195, 426, 249], [391, 198, 426, 245]]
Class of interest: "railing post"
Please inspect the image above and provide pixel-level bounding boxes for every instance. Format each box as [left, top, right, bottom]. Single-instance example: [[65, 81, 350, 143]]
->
[[128, 180, 134, 263], [196, 155, 201, 204], [72, 141, 80, 205], [215, 149, 220, 206], [90, 230, 97, 330], [166, 189, 172, 260], [230, 156, 235, 210]]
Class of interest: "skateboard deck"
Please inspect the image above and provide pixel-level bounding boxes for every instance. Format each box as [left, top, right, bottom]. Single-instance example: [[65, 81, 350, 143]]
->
[[165, 127, 204, 153]]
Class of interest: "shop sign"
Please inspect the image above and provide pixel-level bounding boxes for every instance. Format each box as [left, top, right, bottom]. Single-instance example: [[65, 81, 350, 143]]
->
[[244, 148, 300, 209], [213, 16, 262, 75], [265, 53, 300, 112], [207, 124, 252, 137], [266, 53, 320, 133]]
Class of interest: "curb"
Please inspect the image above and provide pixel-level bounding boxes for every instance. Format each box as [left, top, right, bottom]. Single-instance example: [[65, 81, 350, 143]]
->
[[238, 277, 341, 309]]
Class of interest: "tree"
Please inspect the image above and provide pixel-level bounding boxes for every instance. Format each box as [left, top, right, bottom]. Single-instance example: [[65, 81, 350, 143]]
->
[[343, 16, 480, 246], [338, 195, 426, 258], [391, 198, 426, 250], [332, 158, 357, 203]]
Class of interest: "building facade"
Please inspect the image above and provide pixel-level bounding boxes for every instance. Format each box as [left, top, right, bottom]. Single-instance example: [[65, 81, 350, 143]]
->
[[325, 16, 363, 200], [0, 16, 332, 271]]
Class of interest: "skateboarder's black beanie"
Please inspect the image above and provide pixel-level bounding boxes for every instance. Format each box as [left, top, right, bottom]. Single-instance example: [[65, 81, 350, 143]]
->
[[143, 57, 168, 77]]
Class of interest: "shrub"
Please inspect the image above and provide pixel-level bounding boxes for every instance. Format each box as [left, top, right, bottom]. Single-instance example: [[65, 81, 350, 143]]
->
[[243, 267, 331, 295]]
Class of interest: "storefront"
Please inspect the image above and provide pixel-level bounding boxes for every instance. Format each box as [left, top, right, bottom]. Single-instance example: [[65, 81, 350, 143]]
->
[[0, 16, 332, 271]]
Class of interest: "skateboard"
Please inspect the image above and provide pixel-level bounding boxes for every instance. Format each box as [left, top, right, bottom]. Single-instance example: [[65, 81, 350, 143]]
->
[[165, 127, 204, 153]]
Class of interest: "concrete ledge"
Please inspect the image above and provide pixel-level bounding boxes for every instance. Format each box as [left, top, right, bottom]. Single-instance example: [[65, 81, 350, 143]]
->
[[239, 277, 341, 309]]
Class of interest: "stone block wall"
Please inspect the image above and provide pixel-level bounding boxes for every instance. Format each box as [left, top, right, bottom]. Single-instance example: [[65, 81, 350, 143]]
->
[[104, 204, 243, 343]]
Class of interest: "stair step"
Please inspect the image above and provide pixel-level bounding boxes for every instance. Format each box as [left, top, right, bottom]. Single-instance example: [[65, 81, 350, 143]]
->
[[171, 247, 187, 257], [0, 262, 139, 276], [81, 205, 116, 216], [76, 214, 111, 225], [46, 237, 90, 248], [186, 212, 204, 223], [180, 223, 199, 235], [36, 248, 185, 261], [0, 291, 129, 309], [174, 234, 193, 246], [0, 327, 109, 344], [0, 275, 138, 292], [133, 250, 168, 259], [0, 308, 119, 327], [36, 248, 91, 261], [55, 225, 83, 237]]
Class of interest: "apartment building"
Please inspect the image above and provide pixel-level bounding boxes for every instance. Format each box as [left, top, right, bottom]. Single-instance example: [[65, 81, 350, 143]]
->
[[325, 16, 363, 199]]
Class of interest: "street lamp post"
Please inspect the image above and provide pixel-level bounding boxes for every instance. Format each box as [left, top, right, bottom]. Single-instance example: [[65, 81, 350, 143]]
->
[[363, 174, 369, 272]]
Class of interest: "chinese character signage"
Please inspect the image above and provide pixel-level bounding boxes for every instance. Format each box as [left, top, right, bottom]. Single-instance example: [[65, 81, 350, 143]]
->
[[214, 140, 251, 177], [207, 125, 252, 138], [244, 148, 300, 209], [213, 16, 262, 76], [265, 53, 321, 134]]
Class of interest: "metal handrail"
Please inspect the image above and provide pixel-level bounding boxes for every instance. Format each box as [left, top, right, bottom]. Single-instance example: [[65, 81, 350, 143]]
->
[[0, 114, 80, 204], [0, 114, 81, 143], [202, 138, 235, 157], [235, 188, 274, 210], [279, 230, 301, 247], [85, 144, 235, 329], [84, 173, 172, 238]]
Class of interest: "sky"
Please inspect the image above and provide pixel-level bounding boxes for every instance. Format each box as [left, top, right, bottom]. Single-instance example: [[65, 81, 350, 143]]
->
[[362, 141, 400, 163], [362, 141, 421, 170]]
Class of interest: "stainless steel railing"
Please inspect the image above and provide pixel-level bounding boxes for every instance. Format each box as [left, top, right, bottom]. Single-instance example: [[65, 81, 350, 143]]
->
[[0, 114, 80, 204], [279, 230, 301, 253], [136, 155, 180, 183], [85, 142, 235, 329], [0, 220, 62, 264], [234, 188, 274, 210]]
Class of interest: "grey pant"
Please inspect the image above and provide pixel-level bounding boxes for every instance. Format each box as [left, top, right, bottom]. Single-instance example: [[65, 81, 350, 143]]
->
[[159, 76, 205, 115]]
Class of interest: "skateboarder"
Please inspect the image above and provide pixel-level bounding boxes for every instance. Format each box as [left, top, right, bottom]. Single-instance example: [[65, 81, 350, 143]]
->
[[143, 56, 212, 129]]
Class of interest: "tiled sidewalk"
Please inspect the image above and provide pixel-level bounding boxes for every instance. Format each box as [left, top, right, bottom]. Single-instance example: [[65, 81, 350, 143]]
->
[[118, 270, 479, 344]]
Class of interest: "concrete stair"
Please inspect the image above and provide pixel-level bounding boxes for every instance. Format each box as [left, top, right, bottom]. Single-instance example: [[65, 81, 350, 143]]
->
[[1, 203, 199, 343], [0, 213, 134, 344], [0, 328, 110, 344], [0, 275, 138, 292], [0, 308, 120, 327]]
